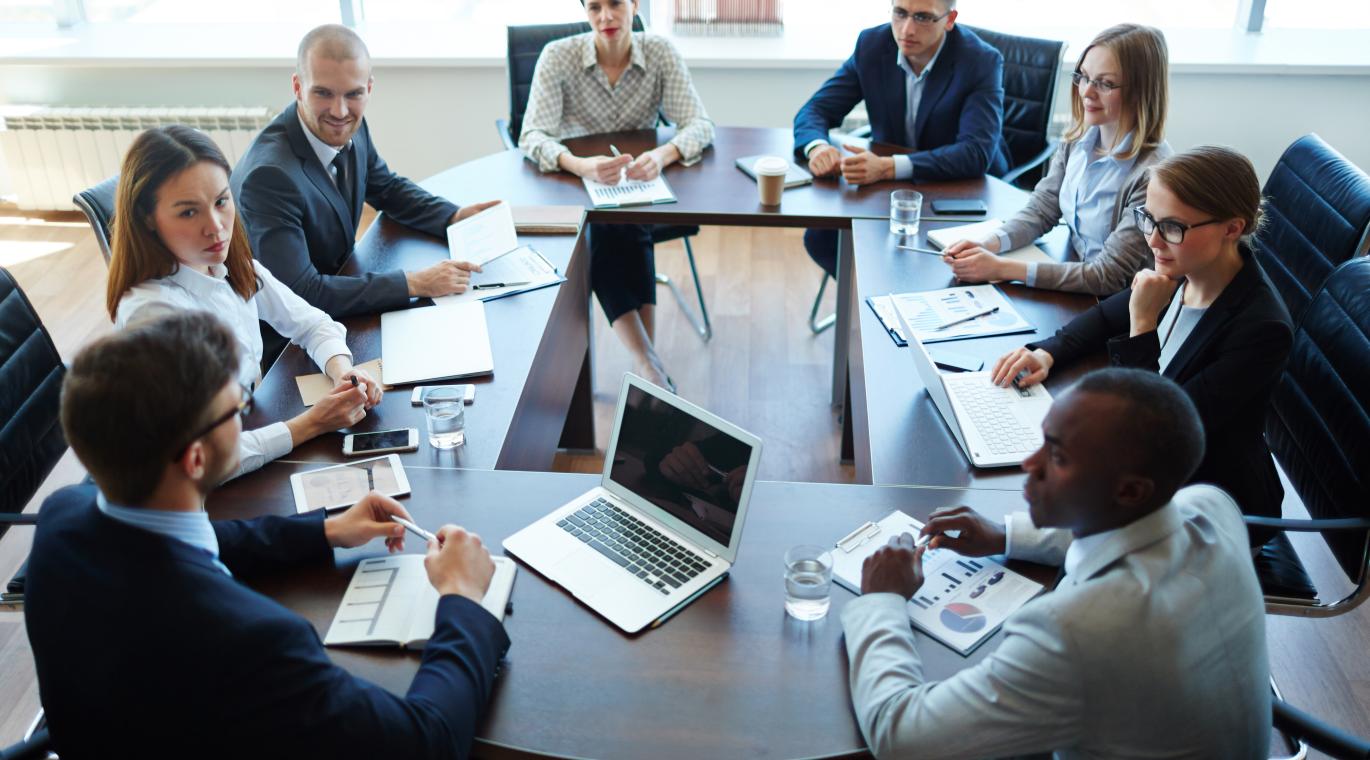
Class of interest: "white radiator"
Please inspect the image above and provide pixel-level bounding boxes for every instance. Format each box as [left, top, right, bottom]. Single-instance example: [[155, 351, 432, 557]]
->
[[0, 106, 275, 212]]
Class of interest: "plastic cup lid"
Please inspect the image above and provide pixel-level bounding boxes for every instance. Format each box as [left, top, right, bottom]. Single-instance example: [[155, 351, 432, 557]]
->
[[755, 156, 790, 176]]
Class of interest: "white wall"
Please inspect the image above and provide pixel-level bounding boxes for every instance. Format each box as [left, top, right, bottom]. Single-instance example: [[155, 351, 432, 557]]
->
[[1, 62, 1368, 202]]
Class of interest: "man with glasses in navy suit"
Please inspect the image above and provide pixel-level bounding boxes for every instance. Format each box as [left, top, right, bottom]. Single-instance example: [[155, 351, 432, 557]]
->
[[793, 0, 1010, 277]]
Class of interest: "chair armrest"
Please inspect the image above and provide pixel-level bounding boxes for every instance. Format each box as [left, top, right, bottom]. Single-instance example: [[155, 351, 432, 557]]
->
[[0, 727, 51, 760], [1273, 698, 1370, 758], [1244, 516, 1370, 532], [0, 514, 38, 526], [494, 119, 516, 151], [1001, 139, 1060, 186]]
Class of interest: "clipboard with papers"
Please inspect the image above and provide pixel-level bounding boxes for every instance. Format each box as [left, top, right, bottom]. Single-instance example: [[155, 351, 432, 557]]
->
[[867, 285, 1034, 345], [582, 173, 677, 208], [832, 510, 1044, 656], [441, 202, 565, 304]]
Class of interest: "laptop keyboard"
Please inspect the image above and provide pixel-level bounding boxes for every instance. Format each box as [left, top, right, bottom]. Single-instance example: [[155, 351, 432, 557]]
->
[[557, 498, 709, 595], [943, 375, 1043, 456]]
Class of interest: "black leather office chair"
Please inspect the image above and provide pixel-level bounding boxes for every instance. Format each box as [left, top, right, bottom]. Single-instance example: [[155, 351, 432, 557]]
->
[[0, 266, 67, 539], [499, 20, 711, 340], [1254, 134, 1370, 325], [73, 175, 119, 266], [962, 25, 1066, 189], [0, 727, 51, 760], [1248, 256, 1370, 611], [0, 266, 68, 613]]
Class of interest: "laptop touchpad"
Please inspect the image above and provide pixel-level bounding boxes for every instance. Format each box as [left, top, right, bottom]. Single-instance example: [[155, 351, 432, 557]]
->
[[552, 552, 623, 596]]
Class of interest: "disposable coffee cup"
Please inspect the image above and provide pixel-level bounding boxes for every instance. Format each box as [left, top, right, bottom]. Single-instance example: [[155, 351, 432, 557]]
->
[[754, 156, 789, 207]]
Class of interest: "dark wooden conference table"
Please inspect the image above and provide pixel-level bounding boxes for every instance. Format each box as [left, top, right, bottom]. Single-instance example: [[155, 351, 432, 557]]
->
[[224, 126, 1100, 758]]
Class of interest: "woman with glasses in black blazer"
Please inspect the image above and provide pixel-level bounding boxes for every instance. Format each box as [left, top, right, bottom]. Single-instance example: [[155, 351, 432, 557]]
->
[[991, 145, 1294, 545]]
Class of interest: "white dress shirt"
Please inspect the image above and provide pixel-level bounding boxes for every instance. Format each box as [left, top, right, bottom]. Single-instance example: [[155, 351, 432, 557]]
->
[[298, 111, 350, 188], [115, 259, 352, 477], [518, 31, 715, 173]]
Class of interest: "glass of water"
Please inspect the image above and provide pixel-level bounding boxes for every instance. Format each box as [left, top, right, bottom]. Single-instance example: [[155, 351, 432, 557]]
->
[[890, 189, 923, 237], [784, 544, 834, 621], [422, 387, 465, 449]]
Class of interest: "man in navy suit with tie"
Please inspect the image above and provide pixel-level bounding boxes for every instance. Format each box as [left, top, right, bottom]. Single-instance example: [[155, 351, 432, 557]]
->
[[793, 0, 1010, 277], [24, 311, 509, 760], [233, 24, 498, 320]]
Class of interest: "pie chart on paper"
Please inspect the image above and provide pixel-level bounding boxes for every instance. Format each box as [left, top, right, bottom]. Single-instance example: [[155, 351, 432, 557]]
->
[[940, 602, 987, 633]]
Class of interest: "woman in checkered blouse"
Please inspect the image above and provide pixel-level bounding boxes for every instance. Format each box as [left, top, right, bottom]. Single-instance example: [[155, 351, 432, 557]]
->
[[519, 0, 716, 393]]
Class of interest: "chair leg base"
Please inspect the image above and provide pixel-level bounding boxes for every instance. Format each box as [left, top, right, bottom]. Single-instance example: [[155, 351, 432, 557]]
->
[[654, 237, 712, 342], [809, 272, 836, 335]]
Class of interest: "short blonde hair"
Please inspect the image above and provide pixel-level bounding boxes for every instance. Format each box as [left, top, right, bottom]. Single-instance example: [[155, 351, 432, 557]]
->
[[1063, 24, 1169, 161]]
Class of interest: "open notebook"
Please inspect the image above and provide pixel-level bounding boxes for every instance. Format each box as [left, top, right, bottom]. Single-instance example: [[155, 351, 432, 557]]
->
[[325, 555, 516, 649], [926, 219, 1053, 265]]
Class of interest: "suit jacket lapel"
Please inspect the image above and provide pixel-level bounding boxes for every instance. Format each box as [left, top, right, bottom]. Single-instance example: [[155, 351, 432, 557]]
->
[[913, 31, 958, 145], [876, 36, 909, 148], [284, 103, 356, 241], [1162, 253, 1259, 382]]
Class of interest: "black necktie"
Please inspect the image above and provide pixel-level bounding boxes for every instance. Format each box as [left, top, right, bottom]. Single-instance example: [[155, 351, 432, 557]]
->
[[331, 147, 352, 207]]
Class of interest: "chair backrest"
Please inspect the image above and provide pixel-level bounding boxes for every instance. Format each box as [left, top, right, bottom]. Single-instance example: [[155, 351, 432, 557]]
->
[[0, 267, 67, 537], [1255, 133, 1370, 324], [1265, 256, 1370, 580], [962, 25, 1065, 182], [505, 16, 647, 144], [73, 175, 119, 265]]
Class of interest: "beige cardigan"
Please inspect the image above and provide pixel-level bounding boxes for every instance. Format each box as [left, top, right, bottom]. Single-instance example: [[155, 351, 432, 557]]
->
[[998, 138, 1173, 295]]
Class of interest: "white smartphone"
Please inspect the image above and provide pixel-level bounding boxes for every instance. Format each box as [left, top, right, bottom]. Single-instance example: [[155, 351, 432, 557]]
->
[[342, 428, 419, 456], [411, 384, 476, 406]]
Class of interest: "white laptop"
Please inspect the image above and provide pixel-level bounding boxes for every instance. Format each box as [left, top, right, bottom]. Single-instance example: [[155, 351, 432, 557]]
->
[[503, 374, 763, 633], [892, 307, 1052, 468], [379, 301, 494, 386]]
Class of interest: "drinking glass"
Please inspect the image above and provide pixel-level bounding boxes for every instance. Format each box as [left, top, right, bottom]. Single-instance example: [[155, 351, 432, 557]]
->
[[784, 544, 834, 621], [890, 189, 923, 237], [422, 387, 466, 449]]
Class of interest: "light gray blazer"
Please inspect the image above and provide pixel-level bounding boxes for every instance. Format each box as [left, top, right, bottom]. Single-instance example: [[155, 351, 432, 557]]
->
[[841, 484, 1270, 760], [998, 139, 1173, 295]]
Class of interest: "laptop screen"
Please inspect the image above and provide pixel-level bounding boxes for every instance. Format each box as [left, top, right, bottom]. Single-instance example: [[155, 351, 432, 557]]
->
[[607, 384, 756, 546]]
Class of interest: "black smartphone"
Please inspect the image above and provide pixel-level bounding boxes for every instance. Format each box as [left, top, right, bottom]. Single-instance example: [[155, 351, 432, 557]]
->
[[930, 199, 989, 216], [928, 347, 984, 373]]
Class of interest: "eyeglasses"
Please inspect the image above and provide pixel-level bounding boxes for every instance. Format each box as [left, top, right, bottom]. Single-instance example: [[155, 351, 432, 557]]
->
[[1132, 207, 1221, 245], [172, 382, 254, 461], [891, 7, 951, 26], [1071, 71, 1123, 93]]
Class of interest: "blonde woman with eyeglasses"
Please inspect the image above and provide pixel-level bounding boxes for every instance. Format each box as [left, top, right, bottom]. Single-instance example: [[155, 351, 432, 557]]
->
[[944, 24, 1172, 295]]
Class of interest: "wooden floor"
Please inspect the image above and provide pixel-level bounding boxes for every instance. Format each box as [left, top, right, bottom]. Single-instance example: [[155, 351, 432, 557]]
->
[[1, 214, 1366, 757]]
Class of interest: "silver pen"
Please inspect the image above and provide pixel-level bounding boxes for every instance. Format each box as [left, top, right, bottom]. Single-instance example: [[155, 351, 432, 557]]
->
[[609, 144, 621, 158], [934, 306, 999, 331], [391, 515, 436, 543]]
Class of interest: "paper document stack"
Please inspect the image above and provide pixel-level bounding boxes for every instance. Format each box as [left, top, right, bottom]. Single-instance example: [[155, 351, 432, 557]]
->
[[440, 202, 564, 304], [582, 173, 676, 208], [833, 510, 1043, 655]]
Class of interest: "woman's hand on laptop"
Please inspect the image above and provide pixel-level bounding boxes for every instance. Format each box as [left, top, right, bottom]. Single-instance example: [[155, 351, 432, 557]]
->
[[991, 347, 1053, 388], [425, 525, 495, 602]]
